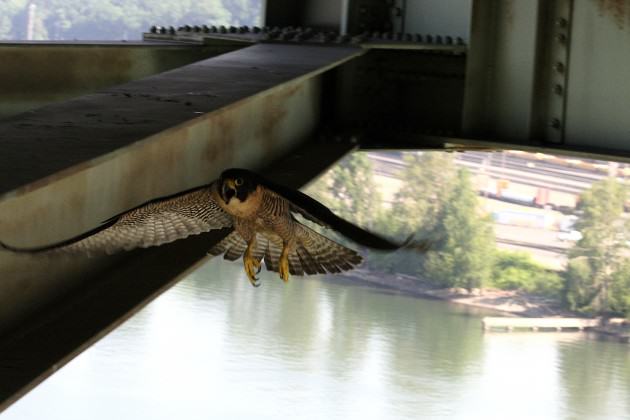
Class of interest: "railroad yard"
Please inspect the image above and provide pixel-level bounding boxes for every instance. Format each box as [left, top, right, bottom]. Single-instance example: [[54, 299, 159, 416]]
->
[[370, 151, 629, 270]]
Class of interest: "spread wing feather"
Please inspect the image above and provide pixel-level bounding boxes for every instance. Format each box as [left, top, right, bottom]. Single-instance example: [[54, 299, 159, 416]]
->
[[208, 224, 362, 276], [251, 171, 408, 250], [0, 185, 233, 255]]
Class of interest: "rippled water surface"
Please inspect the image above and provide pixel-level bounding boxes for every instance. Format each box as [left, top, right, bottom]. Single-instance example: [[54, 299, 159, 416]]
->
[[3, 260, 630, 420]]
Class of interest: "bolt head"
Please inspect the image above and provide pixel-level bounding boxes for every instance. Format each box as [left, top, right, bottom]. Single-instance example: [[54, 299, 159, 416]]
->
[[556, 18, 568, 28], [550, 118, 562, 129]]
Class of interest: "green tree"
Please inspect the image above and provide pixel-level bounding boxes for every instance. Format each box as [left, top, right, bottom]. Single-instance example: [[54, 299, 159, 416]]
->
[[306, 152, 382, 230], [0, 0, 261, 41], [371, 152, 458, 276], [306, 152, 415, 273], [423, 169, 495, 290], [492, 250, 563, 298], [390, 152, 457, 235], [565, 177, 630, 314]]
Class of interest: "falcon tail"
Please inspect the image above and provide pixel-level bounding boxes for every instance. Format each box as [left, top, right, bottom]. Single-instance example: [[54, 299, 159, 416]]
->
[[209, 230, 363, 277]]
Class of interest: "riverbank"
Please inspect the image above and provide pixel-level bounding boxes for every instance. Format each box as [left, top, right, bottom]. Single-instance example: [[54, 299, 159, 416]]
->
[[341, 269, 630, 342], [342, 269, 571, 317]]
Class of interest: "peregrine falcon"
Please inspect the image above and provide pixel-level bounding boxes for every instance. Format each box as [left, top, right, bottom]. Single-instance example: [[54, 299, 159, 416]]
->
[[1, 168, 421, 286]]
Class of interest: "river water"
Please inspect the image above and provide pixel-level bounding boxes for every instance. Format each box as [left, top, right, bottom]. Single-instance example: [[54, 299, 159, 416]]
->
[[3, 259, 630, 420]]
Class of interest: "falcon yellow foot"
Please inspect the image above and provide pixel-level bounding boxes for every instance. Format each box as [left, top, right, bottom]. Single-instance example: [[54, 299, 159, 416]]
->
[[243, 254, 262, 287], [279, 246, 290, 283]]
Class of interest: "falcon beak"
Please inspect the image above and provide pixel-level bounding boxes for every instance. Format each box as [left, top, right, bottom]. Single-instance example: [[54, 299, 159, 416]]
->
[[221, 179, 236, 203]]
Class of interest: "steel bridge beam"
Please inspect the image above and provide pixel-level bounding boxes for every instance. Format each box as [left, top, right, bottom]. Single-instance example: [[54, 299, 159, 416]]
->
[[0, 40, 247, 119], [5, 0, 630, 412], [0, 43, 363, 410]]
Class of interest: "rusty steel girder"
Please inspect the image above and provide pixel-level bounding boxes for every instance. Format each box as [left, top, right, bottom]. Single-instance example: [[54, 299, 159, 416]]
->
[[0, 43, 363, 410]]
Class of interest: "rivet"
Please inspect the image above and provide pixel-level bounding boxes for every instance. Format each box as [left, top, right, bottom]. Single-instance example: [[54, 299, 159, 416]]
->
[[553, 84, 563, 95], [554, 62, 565, 73], [556, 18, 568, 28], [550, 118, 562, 129], [556, 33, 567, 43]]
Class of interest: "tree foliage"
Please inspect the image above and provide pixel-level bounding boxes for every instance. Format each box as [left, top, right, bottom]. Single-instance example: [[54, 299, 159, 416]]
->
[[306, 152, 382, 231], [390, 152, 457, 235], [566, 178, 630, 315], [492, 250, 563, 298], [226, 147, 630, 316], [422, 169, 495, 290], [0, 0, 261, 41]]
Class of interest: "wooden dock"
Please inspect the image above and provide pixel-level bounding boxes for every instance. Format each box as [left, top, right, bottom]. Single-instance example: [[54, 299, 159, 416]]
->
[[482, 317, 600, 332]]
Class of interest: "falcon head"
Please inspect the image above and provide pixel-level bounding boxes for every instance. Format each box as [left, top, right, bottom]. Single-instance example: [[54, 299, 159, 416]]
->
[[219, 168, 258, 204]]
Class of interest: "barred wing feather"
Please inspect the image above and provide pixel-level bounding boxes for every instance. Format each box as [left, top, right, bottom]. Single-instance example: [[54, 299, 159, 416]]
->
[[0, 185, 233, 255]]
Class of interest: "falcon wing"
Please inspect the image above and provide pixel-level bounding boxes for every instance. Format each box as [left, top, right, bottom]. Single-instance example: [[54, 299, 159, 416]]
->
[[208, 225, 362, 276], [0, 184, 233, 256], [257, 174, 412, 250]]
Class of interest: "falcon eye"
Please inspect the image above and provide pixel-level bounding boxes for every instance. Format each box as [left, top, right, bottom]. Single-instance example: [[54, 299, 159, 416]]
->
[[234, 177, 244, 186]]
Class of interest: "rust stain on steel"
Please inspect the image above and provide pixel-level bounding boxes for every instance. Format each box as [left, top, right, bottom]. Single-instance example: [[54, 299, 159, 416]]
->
[[259, 86, 298, 151], [596, 0, 630, 29], [202, 110, 237, 167], [0, 47, 134, 97], [501, 0, 515, 28]]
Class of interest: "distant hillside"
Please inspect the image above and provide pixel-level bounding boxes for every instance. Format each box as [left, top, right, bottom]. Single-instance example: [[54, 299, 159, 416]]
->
[[0, 0, 261, 41]]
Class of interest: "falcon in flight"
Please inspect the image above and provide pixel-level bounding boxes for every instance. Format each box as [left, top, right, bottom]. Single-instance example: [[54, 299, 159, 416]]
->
[[1, 168, 424, 286]]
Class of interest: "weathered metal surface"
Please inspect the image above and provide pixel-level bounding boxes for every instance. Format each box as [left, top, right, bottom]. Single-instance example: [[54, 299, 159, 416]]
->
[[462, 0, 630, 156], [463, 0, 542, 142], [144, 25, 467, 52], [263, 0, 390, 34], [0, 41, 243, 119], [404, 0, 472, 41], [336, 48, 466, 145], [0, 43, 364, 379], [0, 44, 363, 199], [0, 139, 356, 413], [345, 0, 392, 34], [564, 0, 630, 150], [531, 0, 573, 145]]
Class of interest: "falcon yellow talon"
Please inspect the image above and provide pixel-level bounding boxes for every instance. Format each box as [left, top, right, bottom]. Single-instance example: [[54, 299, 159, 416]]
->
[[279, 255, 290, 283], [244, 255, 261, 287]]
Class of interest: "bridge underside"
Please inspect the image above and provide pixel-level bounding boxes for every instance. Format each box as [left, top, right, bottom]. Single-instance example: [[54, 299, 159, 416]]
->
[[1, 0, 630, 411]]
